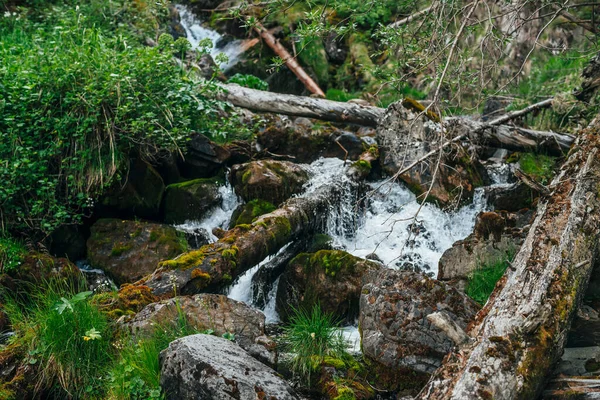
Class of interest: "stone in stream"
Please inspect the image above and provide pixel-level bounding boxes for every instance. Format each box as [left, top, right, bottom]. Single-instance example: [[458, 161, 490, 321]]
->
[[229, 160, 309, 206], [179, 133, 231, 179], [276, 250, 381, 322], [359, 269, 480, 380], [160, 334, 300, 400], [99, 158, 165, 219], [162, 175, 223, 224], [87, 219, 188, 285]]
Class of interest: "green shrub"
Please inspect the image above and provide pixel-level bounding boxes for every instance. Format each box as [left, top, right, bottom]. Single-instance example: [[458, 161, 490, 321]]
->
[[466, 251, 516, 305], [0, 3, 246, 236], [3, 281, 113, 398], [228, 73, 269, 91], [282, 305, 349, 384], [0, 236, 27, 274]]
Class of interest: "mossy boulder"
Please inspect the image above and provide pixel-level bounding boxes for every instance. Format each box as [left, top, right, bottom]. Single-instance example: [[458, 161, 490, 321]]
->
[[99, 158, 165, 219], [228, 199, 276, 228], [0, 252, 81, 290], [92, 284, 159, 320], [179, 133, 230, 179], [121, 294, 272, 356], [87, 219, 188, 285], [359, 269, 480, 376], [229, 160, 309, 205], [162, 176, 223, 224], [276, 250, 381, 322], [298, 38, 330, 88]]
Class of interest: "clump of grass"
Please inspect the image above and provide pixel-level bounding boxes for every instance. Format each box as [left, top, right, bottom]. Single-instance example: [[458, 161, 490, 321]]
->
[[466, 250, 516, 305], [3, 280, 113, 398], [518, 153, 556, 185], [107, 300, 200, 400], [282, 305, 349, 384]]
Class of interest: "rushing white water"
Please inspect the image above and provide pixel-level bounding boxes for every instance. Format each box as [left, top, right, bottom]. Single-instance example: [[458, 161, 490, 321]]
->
[[175, 4, 244, 70], [228, 245, 291, 324], [175, 183, 240, 243], [301, 158, 490, 277]]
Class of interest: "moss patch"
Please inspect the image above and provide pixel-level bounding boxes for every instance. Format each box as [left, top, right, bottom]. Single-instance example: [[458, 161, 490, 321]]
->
[[230, 199, 276, 227]]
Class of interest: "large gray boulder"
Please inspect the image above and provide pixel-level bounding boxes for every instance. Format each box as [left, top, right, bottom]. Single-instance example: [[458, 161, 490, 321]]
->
[[160, 334, 300, 400], [359, 269, 480, 374]]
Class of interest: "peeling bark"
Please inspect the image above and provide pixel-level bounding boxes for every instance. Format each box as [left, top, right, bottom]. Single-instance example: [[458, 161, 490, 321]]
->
[[416, 125, 600, 400]]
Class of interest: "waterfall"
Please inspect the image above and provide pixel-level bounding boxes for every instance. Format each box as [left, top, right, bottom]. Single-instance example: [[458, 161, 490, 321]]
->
[[174, 182, 240, 243], [175, 4, 245, 70]]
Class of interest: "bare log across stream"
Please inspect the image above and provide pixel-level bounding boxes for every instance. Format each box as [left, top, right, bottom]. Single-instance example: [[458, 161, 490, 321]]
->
[[215, 84, 574, 154], [139, 154, 373, 296], [415, 125, 600, 399]]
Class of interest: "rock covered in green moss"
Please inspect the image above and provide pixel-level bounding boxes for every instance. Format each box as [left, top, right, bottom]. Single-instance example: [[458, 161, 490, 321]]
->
[[359, 269, 480, 377], [276, 250, 381, 322], [229, 160, 309, 205], [162, 176, 223, 224], [0, 251, 81, 290], [87, 219, 188, 285], [100, 158, 165, 219], [229, 199, 277, 228]]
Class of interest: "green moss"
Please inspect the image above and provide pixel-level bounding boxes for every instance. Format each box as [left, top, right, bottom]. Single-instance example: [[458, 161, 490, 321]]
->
[[159, 246, 209, 270], [333, 387, 356, 400], [323, 356, 348, 370], [298, 38, 330, 87], [155, 229, 188, 253], [232, 199, 277, 227], [466, 249, 516, 305], [351, 159, 371, 175], [165, 174, 225, 190], [149, 230, 160, 242], [222, 273, 232, 283], [518, 153, 557, 185], [111, 242, 132, 257], [241, 169, 253, 185]]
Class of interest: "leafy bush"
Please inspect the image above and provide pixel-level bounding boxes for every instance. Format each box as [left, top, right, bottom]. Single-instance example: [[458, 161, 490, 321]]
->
[[228, 73, 269, 91], [282, 305, 349, 384], [0, 237, 26, 273], [466, 250, 516, 305], [3, 281, 113, 398], [0, 4, 244, 236]]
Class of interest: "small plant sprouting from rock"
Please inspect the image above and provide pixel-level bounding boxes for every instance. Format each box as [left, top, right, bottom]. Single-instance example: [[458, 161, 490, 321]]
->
[[466, 250, 516, 305], [282, 304, 350, 384]]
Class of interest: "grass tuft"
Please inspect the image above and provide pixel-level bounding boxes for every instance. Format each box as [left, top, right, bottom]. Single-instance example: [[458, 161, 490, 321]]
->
[[466, 250, 516, 305]]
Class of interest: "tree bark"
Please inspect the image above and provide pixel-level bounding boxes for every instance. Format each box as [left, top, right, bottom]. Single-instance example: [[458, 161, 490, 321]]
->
[[447, 117, 575, 156], [215, 84, 576, 156], [252, 21, 325, 97], [216, 83, 385, 126], [139, 152, 374, 296], [415, 126, 600, 400]]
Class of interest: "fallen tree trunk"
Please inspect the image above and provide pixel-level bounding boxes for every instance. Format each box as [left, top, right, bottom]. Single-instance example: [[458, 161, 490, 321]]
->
[[252, 21, 325, 97], [216, 83, 385, 126], [447, 117, 575, 156], [415, 126, 600, 399], [215, 84, 576, 155], [138, 153, 373, 296]]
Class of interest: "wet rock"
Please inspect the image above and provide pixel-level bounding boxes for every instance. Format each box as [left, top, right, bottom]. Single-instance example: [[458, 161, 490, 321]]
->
[[180, 133, 230, 179], [99, 158, 165, 219], [162, 176, 223, 224], [567, 305, 600, 348], [87, 219, 188, 285], [485, 181, 535, 211], [437, 210, 530, 282], [123, 294, 270, 354], [167, 5, 186, 40], [324, 31, 348, 64], [160, 334, 299, 400], [223, 140, 254, 166], [182, 228, 211, 249], [377, 102, 487, 207], [48, 224, 87, 260], [196, 53, 220, 80], [257, 118, 368, 163], [359, 269, 480, 374], [154, 150, 182, 185], [77, 262, 117, 293], [553, 346, 600, 376], [276, 250, 381, 322], [229, 160, 309, 205]]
